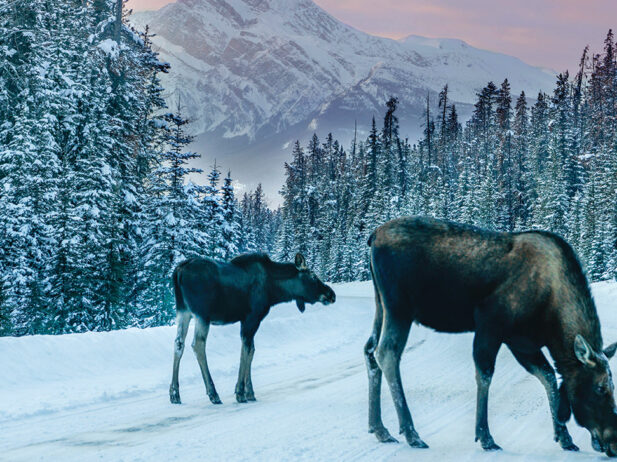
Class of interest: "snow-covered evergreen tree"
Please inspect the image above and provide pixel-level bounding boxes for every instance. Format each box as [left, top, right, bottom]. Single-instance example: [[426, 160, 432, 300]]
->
[[4, 18, 617, 334], [275, 31, 617, 283]]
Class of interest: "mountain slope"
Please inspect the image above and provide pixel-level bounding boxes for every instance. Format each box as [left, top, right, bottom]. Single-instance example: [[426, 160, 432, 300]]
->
[[131, 0, 556, 200]]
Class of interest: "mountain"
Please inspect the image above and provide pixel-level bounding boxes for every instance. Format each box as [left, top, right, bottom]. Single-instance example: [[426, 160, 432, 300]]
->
[[131, 0, 556, 202]]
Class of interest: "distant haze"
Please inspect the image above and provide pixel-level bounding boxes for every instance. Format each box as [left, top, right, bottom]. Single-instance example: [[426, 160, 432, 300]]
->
[[127, 0, 616, 72]]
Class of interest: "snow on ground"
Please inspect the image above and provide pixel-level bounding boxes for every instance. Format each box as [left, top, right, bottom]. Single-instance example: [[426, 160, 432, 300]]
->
[[2, 281, 617, 461]]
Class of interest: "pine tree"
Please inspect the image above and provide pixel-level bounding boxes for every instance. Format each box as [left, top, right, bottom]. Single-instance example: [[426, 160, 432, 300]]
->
[[496, 79, 513, 230], [138, 109, 204, 325], [380, 98, 400, 219], [512, 91, 531, 229], [364, 118, 383, 230], [220, 171, 239, 260]]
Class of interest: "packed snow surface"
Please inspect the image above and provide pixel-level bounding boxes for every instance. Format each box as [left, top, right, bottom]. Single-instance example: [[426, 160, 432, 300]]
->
[[2, 281, 617, 461]]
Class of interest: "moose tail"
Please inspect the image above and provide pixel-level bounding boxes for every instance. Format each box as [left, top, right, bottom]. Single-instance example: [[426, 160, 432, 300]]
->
[[172, 263, 187, 312], [367, 230, 377, 247]]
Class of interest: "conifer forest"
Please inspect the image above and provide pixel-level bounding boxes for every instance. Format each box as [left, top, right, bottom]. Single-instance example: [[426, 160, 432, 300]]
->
[[2, 0, 617, 336]]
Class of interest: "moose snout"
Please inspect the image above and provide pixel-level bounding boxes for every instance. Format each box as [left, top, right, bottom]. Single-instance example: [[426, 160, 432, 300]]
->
[[595, 424, 617, 457], [320, 287, 336, 305], [609, 442, 617, 458], [604, 436, 617, 458]]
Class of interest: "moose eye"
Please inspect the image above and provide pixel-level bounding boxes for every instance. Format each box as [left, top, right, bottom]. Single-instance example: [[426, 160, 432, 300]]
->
[[595, 385, 608, 396]]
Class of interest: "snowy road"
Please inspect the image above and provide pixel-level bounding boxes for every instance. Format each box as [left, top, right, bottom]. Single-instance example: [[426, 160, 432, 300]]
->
[[2, 282, 617, 461]]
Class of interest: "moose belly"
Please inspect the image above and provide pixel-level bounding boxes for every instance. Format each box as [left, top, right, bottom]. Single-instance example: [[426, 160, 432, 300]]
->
[[208, 302, 250, 324], [414, 300, 476, 333], [200, 291, 251, 325], [505, 335, 544, 353]]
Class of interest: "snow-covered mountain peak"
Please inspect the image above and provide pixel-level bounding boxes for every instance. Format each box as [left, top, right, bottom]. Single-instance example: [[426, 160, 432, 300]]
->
[[130, 0, 556, 199], [164, 0, 324, 24]]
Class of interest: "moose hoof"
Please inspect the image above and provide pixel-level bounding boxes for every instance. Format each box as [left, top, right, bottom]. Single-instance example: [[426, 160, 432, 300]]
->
[[561, 442, 579, 452], [554, 426, 578, 451], [481, 440, 502, 451], [246, 394, 257, 402], [370, 426, 398, 443], [404, 429, 429, 448], [409, 438, 429, 449], [484, 444, 502, 451], [169, 387, 181, 404], [476, 434, 501, 451], [209, 394, 222, 405], [235, 393, 248, 403]]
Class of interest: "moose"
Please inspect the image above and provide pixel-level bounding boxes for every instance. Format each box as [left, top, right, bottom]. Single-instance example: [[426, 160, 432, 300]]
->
[[364, 216, 617, 456], [170, 252, 336, 405]]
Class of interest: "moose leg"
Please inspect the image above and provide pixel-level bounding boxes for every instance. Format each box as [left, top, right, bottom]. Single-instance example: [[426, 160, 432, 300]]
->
[[235, 344, 249, 403], [473, 328, 502, 451], [170, 311, 192, 404], [376, 313, 428, 448], [364, 290, 397, 443], [244, 343, 256, 401], [192, 317, 222, 404], [508, 347, 578, 451], [236, 320, 259, 403]]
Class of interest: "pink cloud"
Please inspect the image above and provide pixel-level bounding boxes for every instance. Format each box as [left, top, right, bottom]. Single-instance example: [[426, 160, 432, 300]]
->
[[313, 0, 616, 71], [127, 0, 174, 11]]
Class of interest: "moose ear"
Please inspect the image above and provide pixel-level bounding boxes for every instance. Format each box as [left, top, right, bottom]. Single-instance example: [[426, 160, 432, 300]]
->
[[295, 253, 307, 270], [574, 334, 597, 367], [604, 342, 617, 359]]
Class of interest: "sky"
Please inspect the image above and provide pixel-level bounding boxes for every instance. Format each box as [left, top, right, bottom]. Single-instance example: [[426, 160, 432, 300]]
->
[[128, 0, 616, 72]]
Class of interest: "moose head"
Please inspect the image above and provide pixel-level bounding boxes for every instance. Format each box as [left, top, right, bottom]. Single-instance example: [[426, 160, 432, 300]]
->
[[562, 335, 617, 456], [289, 253, 336, 313]]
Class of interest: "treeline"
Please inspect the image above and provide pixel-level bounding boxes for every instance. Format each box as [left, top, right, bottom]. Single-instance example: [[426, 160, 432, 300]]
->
[[2, 1, 616, 336], [0, 0, 272, 335], [276, 31, 617, 283]]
